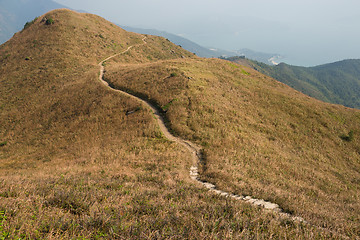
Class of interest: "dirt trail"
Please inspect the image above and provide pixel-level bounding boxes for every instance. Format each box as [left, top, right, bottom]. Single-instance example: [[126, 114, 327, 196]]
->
[[97, 36, 354, 239], [98, 36, 299, 216]]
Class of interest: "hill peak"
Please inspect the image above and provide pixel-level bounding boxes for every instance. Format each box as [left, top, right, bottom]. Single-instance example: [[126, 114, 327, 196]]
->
[[1, 9, 146, 68], [2, 9, 195, 68]]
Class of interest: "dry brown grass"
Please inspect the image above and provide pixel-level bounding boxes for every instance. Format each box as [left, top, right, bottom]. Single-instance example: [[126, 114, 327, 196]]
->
[[106, 55, 360, 238], [0, 9, 353, 239]]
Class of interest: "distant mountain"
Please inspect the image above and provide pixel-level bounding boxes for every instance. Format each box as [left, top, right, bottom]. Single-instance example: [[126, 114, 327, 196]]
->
[[228, 57, 360, 109], [121, 26, 222, 58], [121, 26, 281, 64], [0, 0, 68, 44]]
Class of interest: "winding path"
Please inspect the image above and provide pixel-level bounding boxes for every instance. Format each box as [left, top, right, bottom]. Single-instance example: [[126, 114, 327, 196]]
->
[[98, 36, 301, 219], [97, 36, 354, 239]]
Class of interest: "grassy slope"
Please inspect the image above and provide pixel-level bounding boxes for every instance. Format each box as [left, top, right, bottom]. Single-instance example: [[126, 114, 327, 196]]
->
[[0, 9, 330, 239], [106, 50, 360, 237], [229, 57, 360, 109]]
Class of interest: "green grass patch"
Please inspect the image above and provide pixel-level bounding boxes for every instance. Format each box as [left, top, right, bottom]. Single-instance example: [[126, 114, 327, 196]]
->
[[0, 211, 10, 239], [241, 69, 250, 75], [227, 62, 239, 69], [162, 98, 178, 111]]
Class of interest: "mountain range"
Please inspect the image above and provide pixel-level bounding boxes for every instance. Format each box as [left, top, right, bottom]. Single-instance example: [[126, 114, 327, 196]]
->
[[1, 9, 360, 238], [121, 26, 283, 64], [228, 57, 360, 109]]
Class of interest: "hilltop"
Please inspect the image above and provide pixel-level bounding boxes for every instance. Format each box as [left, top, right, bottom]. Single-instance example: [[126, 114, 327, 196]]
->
[[1, 9, 360, 239], [228, 56, 360, 109]]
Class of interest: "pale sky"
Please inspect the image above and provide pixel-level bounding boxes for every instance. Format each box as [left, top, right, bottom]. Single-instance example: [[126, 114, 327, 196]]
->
[[54, 0, 360, 66]]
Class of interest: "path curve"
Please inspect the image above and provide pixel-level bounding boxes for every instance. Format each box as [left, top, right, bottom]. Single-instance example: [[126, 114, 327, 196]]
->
[[97, 36, 356, 239], [98, 36, 302, 220]]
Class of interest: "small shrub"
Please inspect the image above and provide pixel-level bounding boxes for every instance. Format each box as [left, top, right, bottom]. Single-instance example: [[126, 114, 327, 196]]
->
[[170, 72, 178, 77], [0, 141, 7, 147], [340, 130, 354, 142], [23, 17, 38, 30], [45, 18, 54, 25]]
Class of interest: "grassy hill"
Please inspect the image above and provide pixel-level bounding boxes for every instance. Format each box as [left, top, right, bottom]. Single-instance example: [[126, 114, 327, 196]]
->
[[106, 57, 360, 238], [228, 57, 360, 109], [1, 9, 360, 239]]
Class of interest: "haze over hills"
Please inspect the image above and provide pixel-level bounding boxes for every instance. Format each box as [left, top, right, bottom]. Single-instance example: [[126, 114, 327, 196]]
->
[[114, 25, 283, 65], [53, 0, 360, 67], [0, 0, 352, 65], [1, 9, 360, 239], [121, 26, 219, 58], [0, 0, 284, 65], [228, 57, 360, 109]]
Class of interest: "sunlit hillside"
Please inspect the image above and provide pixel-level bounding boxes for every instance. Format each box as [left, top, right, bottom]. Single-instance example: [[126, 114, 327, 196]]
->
[[106, 45, 360, 237], [1, 9, 359, 239]]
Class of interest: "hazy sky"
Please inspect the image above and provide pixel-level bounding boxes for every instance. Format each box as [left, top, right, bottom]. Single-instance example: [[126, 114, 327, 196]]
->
[[54, 0, 360, 66]]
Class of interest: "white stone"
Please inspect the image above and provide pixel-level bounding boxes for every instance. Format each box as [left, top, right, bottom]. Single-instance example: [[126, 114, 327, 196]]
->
[[220, 192, 229, 197], [203, 183, 216, 189]]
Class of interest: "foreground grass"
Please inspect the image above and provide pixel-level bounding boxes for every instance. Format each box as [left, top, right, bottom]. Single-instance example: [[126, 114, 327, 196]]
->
[[0, 147, 331, 239]]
